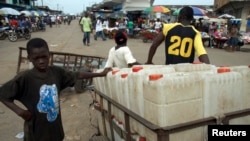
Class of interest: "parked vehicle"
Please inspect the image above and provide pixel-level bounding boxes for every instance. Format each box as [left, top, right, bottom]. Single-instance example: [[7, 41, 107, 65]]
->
[[37, 22, 46, 31], [0, 26, 11, 40], [8, 26, 31, 42]]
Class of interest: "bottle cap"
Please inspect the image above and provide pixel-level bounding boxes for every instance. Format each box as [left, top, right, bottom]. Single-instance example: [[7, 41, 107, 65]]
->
[[149, 74, 163, 81], [121, 73, 128, 78], [118, 121, 123, 125], [112, 70, 120, 75], [217, 67, 231, 73], [193, 61, 202, 64], [139, 137, 146, 141], [111, 115, 115, 119], [132, 66, 143, 72]]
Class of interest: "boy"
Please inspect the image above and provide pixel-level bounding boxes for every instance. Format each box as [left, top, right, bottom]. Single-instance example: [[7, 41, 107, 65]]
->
[[104, 30, 140, 69], [145, 6, 210, 65], [0, 38, 111, 141]]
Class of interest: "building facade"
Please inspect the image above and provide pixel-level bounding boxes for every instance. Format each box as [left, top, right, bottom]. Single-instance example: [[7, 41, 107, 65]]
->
[[0, 0, 34, 10], [214, 0, 250, 31]]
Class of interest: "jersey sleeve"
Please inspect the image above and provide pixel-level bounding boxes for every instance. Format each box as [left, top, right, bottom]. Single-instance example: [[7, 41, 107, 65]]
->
[[162, 23, 179, 36], [194, 31, 207, 56]]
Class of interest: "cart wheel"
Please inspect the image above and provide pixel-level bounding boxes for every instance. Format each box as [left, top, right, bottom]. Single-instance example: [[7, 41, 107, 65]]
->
[[143, 38, 148, 43], [74, 68, 93, 93]]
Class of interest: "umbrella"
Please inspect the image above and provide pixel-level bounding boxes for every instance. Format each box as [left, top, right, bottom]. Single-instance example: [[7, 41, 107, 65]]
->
[[0, 9, 5, 15], [173, 7, 206, 16], [40, 11, 48, 16], [194, 15, 209, 20], [192, 7, 206, 16], [0, 7, 20, 15], [30, 10, 40, 17], [144, 6, 170, 14], [20, 10, 32, 16], [218, 14, 235, 19]]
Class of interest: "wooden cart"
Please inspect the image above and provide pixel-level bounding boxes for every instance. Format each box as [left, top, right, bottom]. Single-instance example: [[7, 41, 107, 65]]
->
[[92, 88, 250, 141], [16, 47, 107, 93]]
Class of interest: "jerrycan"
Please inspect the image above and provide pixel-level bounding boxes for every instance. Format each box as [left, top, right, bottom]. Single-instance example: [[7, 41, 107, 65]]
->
[[203, 67, 244, 118], [143, 73, 204, 141]]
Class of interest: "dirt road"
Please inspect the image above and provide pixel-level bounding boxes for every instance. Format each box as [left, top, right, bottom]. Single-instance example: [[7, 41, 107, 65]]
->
[[0, 19, 249, 141]]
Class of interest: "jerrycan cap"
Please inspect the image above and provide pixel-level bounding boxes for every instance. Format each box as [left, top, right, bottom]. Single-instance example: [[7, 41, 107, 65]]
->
[[139, 137, 146, 141], [112, 70, 120, 75], [217, 67, 231, 73], [121, 73, 128, 78], [149, 74, 163, 81], [193, 61, 202, 64], [132, 66, 143, 72], [118, 121, 123, 125], [111, 115, 115, 119]]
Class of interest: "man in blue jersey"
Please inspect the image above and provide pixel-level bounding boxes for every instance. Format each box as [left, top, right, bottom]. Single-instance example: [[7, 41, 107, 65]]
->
[[145, 6, 210, 65]]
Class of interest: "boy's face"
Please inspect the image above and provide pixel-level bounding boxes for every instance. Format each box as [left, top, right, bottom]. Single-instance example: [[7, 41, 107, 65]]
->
[[28, 47, 50, 72]]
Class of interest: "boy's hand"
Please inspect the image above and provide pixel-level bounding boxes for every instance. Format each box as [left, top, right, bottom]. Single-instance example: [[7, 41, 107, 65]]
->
[[19, 110, 32, 121], [101, 68, 112, 76]]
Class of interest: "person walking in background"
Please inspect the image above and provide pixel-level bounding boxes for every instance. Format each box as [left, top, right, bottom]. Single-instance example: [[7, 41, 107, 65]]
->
[[0, 38, 111, 141], [94, 16, 106, 41], [127, 19, 134, 37], [55, 15, 61, 28], [103, 18, 109, 29], [145, 6, 210, 65], [67, 16, 72, 25], [80, 12, 92, 46], [104, 30, 140, 69]]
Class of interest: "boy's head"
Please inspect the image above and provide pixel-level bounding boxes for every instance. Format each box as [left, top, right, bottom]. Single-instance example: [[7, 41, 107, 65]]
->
[[115, 30, 127, 45], [27, 38, 49, 54], [26, 38, 50, 72], [178, 6, 194, 22]]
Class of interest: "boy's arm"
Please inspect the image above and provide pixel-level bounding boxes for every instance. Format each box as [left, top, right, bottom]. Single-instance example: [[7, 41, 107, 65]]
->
[[128, 62, 141, 68], [0, 99, 32, 121], [145, 32, 165, 64], [194, 32, 210, 64], [78, 68, 112, 79], [198, 54, 210, 64]]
